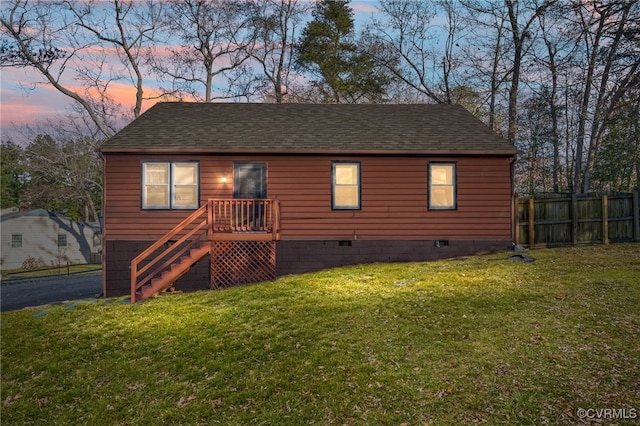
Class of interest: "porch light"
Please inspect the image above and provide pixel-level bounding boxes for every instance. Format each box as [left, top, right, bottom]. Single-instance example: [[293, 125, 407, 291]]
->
[[221, 173, 228, 184]]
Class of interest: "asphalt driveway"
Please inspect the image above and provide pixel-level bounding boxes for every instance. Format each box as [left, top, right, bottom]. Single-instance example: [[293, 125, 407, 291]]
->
[[0, 273, 103, 312]]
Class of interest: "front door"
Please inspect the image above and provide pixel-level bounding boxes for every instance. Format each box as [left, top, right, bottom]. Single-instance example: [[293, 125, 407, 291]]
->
[[233, 162, 267, 199], [233, 163, 267, 229]]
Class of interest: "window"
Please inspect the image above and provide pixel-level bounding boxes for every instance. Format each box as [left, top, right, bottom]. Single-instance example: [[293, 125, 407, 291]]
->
[[58, 234, 67, 248], [332, 162, 361, 210], [142, 162, 199, 209], [428, 162, 457, 210], [11, 234, 22, 248], [172, 163, 199, 208]]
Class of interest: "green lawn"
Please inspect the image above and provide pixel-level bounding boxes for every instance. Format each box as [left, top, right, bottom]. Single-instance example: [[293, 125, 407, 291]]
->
[[1, 264, 101, 282], [1, 244, 639, 425]]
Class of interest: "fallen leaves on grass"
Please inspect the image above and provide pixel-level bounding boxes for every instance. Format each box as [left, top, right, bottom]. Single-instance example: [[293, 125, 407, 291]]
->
[[177, 395, 196, 408], [3, 394, 22, 407], [1, 244, 638, 425]]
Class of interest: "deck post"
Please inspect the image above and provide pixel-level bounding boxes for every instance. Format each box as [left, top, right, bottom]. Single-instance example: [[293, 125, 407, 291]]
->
[[207, 199, 214, 240], [131, 259, 137, 303], [273, 199, 281, 241]]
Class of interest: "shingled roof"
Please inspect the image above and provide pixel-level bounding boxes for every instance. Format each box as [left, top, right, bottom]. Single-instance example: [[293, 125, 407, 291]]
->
[[99, 102, 516, 155]]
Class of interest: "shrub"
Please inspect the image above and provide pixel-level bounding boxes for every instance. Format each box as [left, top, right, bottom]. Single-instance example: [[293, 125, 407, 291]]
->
[[21, 256, 46, 270]]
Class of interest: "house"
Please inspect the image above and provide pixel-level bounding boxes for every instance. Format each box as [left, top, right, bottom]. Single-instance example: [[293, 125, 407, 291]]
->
[[98, 103, 517, 301], [0, 208, 102, 271]]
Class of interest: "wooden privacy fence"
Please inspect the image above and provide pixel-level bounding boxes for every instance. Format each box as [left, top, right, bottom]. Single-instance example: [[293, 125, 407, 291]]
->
[[515, 191, 640, 248]]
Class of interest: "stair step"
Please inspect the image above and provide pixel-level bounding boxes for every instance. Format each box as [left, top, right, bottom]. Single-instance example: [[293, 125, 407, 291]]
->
[[136, 243, 211, 301]]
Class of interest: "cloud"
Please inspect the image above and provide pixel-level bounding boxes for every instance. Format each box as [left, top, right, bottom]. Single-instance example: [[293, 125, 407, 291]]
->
[[352, 1, 379, 14], [0, 72, 68, 129], [0, 2, 383, 136], [0, 65, 167, 134]]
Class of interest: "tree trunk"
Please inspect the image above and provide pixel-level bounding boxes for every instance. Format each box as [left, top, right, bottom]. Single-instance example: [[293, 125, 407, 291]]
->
[[582, 2, 635, 193], [573, 3, 605, 194]]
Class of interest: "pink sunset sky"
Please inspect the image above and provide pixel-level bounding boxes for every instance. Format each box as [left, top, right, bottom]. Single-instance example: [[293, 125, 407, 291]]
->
[[0, 1, 380, 140], [1, 65, 165, 129]]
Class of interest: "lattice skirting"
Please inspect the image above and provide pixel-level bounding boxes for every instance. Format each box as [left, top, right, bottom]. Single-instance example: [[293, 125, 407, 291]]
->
[[210, 240, 276, 289]]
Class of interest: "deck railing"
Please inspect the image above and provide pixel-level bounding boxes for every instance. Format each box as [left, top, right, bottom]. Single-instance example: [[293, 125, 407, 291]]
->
[[211, 198, 278, 233]]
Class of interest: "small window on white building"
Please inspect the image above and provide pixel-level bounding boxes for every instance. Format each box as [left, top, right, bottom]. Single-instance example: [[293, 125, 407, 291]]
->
[[58, 234, 68, 248], [11, 234, 22, 248]]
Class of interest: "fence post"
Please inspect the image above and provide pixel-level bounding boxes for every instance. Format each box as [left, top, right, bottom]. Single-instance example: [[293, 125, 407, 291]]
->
[[633, 191, 640, 242], [572, 194, 578, 246], [528, 197, 535, 248], [602, 194, 609, 245], [513, 193, 519, 245]]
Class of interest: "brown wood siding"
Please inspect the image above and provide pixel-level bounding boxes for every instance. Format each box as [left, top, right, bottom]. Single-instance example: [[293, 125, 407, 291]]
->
[[103, 154, 512, 241]]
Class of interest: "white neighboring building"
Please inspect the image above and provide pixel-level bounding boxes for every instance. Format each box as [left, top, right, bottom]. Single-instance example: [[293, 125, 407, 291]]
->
[[0, 208, 102, 271]]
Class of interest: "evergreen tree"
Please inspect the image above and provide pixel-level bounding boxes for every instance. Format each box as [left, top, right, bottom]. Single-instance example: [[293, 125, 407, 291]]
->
[[0, 141, 26, 209], [296, 0, 388, 103]]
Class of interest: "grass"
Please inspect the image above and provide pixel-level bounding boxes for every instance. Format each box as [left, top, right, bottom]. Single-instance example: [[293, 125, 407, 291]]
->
[[1, 244, 639, 425], [1, 264, 102, 283]]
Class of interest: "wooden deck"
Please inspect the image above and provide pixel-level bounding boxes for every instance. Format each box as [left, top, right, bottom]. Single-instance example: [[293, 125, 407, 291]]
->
[[130, 199, 280, 302]]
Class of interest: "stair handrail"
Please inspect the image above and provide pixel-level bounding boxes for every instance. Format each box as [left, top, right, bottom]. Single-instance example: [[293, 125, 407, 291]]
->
[[131, 203, 209, 302], [134, 220, 208, 291]]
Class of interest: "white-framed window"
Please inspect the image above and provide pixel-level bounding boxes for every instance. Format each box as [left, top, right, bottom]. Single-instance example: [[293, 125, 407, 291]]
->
[[57, 234, 68, 248], [142, 161, 199, 209], [428, 162, 457, 210], [332, 161, 361, 210], [11, 234, 22, 248]]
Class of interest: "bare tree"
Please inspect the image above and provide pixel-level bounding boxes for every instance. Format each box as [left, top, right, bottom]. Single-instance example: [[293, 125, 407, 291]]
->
[[461, 0, 555, 144], [2, 0, 113, 137], [572, 0, 640, 193], [500, 0, 639, 194], [531, 3, 580, 192], [439, 0, 466, 104], [1, 0, 163, 138], [591, 93, 640, 192], [65, 0, 165, 119], [538, 16, 562, 192], [245, 0, 307, 103], [150, 0, 255, 102], [504, 0, 556, 146], [363, 0, 447, 104], [22, 124, 102, 222], [458, 0, 511, 132]]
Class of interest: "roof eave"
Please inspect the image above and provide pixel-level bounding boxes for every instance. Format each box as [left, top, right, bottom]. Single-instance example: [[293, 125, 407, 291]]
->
[[99, 147, 517, 156]]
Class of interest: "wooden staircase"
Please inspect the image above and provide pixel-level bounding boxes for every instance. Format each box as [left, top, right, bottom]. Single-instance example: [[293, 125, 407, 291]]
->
[[131, 199, 280, 303], [136, 243, 210, 301]]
